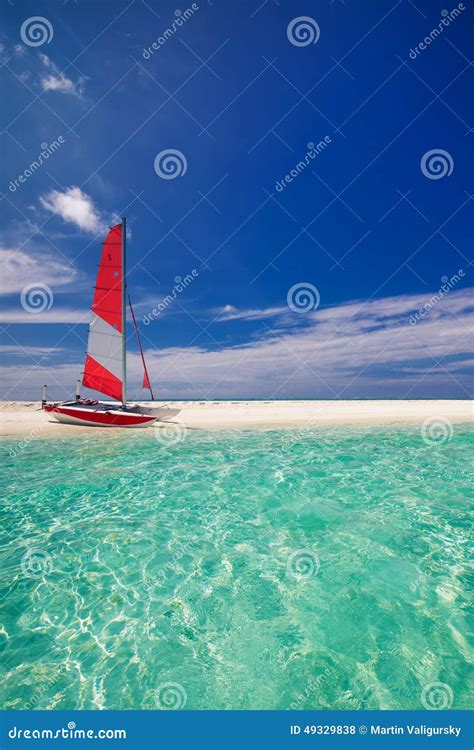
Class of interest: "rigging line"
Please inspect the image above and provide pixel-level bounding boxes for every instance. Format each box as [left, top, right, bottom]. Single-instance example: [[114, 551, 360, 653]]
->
[[128, 294, 155, 401]]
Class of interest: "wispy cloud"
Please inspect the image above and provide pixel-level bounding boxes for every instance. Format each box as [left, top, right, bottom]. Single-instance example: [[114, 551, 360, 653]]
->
[[0, 247, 78, 294], [216, 304, 288, 322], [4, 287, 472, 400], [39, 54, 85, 97], [0, 363, 83, 401], [39, 187, 106, 234], [0, 307, 89, 324], [0, 344, 66, 356], [137, 287, 474, 398]]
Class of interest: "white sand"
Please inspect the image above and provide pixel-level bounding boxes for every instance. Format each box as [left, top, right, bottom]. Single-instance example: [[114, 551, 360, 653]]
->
[[0, 400, 472, 437]]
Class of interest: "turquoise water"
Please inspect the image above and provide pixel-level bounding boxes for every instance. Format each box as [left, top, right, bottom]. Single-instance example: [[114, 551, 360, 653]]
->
[[0, 425, 472, 710]]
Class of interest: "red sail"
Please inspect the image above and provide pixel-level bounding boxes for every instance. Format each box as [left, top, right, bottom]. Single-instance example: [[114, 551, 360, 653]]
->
[[82, 224, 124, 400]]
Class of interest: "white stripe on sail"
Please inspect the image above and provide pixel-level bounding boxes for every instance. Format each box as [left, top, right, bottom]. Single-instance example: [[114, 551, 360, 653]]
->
[[86, 315, 123, 381]]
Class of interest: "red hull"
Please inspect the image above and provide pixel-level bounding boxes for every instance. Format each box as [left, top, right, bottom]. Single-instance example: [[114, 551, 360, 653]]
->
[[45, 405, 157, 428]]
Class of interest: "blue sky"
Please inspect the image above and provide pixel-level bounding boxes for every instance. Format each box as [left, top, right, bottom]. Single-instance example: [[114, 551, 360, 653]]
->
[[0, 0, 472, 400]]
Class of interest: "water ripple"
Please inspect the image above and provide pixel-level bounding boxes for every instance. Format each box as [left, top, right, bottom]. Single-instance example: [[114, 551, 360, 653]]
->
[[0, 424, 472, 709]]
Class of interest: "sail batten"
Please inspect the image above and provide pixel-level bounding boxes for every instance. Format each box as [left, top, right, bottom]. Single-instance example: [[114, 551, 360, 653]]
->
[[82, 223, 124, 400]]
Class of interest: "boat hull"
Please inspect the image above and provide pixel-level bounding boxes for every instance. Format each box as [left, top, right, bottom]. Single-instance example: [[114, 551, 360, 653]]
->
[[45, 404, 161, 428]]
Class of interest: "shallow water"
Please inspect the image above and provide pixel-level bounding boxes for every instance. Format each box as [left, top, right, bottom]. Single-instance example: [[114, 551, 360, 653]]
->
[[0, 424, 472, 710]]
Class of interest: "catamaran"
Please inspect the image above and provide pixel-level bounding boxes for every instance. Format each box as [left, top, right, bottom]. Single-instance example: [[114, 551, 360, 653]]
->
[[44, 218, 180, 428]]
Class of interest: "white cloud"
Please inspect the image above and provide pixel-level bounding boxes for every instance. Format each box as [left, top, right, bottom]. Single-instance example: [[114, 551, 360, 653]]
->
[[39, 54, 85, 97], [217, 304, 288, 321], [0, 362, 83, 401], [40, 187, 104, 234], [137, 287, 474, 399], [41, 74, 80, 96], [0, 247, 78, 294], [0, 307, 89, 324], [0, 345, 66, 356], [1, 287, 472, 399]]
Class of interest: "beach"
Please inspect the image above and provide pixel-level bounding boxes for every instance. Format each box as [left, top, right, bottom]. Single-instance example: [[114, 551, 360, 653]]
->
[[0, 399, 474, 437], [0, 399, 472, 436]]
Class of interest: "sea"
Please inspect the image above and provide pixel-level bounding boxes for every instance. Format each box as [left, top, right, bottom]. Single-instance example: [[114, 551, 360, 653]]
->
[[0, 424, 472, 710]]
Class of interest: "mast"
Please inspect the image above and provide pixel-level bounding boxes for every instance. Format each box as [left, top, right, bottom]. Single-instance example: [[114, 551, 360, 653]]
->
[[121, 217, 127, 406]]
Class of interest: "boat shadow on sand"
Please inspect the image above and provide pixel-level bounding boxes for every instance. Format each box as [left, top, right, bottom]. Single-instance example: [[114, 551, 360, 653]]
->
[[45, 417, 202, 432]]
